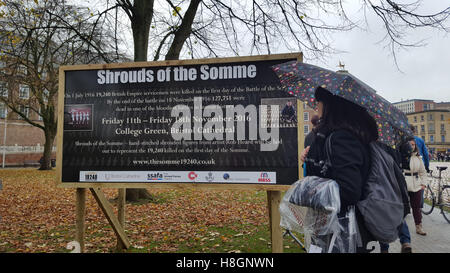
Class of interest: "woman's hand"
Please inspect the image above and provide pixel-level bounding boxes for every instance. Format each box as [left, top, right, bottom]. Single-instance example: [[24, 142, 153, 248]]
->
[[301, 146, 310, 163]]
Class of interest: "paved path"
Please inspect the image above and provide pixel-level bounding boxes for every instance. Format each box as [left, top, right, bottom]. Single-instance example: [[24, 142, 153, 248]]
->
[[371, 162, 450, 253], [370, 204, 450, 253]]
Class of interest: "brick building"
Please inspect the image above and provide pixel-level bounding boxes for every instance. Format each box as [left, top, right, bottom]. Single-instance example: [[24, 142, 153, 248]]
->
[[0, 106, 55, 167], [0, 62, 55, 167]]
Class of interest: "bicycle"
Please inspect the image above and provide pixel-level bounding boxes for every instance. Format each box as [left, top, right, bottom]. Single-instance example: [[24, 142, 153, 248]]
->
[[421, 166, 450, 224]]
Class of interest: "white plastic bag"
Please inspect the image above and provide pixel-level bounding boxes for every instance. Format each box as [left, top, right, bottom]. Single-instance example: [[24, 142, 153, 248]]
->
[[280, 177, 340, 235], [280, 176, 361, 253]]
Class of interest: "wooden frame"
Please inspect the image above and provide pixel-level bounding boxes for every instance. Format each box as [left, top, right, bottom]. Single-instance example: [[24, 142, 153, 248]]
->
[[56, 52, 302, 189], [57, 53, 304, 253]]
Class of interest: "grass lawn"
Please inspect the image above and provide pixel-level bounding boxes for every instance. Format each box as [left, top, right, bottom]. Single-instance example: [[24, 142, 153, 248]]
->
[[0, 168, 305, 253]]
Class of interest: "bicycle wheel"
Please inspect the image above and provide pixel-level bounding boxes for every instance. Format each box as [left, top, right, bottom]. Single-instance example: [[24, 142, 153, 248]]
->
[[422, 184, 435, 215], [441, 185, 450, 224]]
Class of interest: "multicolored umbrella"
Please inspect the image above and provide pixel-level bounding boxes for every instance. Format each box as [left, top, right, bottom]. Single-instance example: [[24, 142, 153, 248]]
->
[[272, 60, 411, 146]]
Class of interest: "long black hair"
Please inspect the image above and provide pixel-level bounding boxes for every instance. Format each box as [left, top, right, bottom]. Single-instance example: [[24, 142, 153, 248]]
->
[[315, 86, 378, 144]]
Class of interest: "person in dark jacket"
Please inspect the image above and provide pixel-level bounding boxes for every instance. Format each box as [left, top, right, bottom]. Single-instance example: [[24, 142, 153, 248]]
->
[[378, 142, 412, 253], [300, 86, 378, 252], [303, 114, 320, 177], [304, 114, 320, 148]]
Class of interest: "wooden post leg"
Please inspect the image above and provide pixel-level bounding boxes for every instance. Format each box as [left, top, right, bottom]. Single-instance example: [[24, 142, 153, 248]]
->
[[267, 190, 283, 253], [116, 188, 126, 252], [90, 188, 130, 249], [75, 188, 86, 253]]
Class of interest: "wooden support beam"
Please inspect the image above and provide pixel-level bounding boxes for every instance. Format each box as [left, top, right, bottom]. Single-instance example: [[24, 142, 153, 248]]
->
[[298, 98, 305, 179], [90, 188, 131, 249], [267, 190, 283, 253], [116, 188, 126, 251], [75, 188, 86, 253]]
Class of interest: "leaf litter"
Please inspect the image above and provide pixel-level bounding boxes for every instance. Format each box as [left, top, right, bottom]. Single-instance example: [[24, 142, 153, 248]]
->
[[0, 169, 271, 253]]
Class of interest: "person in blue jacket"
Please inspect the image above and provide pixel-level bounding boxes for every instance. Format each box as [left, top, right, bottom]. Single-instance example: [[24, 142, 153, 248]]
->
[[410, 125, 429, 172], [409, 125, 430, 210]]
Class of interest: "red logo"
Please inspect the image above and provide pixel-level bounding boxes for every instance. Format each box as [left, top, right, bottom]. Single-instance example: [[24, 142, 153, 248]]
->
[[188, 171, 198, 180], [258, 172, 271, 182]]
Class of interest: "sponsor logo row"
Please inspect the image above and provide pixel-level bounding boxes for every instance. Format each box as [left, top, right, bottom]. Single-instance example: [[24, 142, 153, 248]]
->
[[80, 171, 276, 184]]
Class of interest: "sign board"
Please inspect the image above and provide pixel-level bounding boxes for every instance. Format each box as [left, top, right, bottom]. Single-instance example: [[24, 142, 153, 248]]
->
[[57, 53, 302, 189]]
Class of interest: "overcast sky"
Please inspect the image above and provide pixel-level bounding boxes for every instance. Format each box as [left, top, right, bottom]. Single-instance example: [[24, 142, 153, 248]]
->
[[306, 1, 450, 104]]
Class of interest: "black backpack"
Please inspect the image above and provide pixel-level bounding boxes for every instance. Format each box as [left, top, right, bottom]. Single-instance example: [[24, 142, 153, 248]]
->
[[325, 136, 407, 243], [377, 142, 411, 218]]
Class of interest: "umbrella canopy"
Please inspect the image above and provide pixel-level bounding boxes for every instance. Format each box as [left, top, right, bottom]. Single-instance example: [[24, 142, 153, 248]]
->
[[272, 60, 411, 146]]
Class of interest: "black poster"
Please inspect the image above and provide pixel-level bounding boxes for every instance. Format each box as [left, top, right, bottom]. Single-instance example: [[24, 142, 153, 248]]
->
[[61, 57, 299, 185]]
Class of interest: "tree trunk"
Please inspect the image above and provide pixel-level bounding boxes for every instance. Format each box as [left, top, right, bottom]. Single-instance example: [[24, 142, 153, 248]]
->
[[123, 0, 200, 202], [39, 128, 56, 170], [165, 0, 201, 60], [131, 0, 154, 62], [126, 0, 155, 202], [125, 188, 155, 203], [125, 0, 201, 201]]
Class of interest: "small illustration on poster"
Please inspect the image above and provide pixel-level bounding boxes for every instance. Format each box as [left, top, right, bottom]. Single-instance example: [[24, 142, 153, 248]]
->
[[64, 104, 93, 131]]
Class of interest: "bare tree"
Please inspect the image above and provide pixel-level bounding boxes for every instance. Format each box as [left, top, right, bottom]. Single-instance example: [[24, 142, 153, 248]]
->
[[81, 0, 450, 201], [103, 1, 450, 62], [0, 0, 124, 170], [361, 0, 450, 66], [115, 0, 155, 62]]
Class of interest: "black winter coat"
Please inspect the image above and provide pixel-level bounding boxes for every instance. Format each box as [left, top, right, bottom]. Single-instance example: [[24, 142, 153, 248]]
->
[[305, 129, 371, 210], [304, 128, 374, 250]]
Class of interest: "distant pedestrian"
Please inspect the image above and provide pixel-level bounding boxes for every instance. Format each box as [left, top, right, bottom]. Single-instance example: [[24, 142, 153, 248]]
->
[[405, 137, 428, 236], [409, 125, 430, 210], [379, 221, 412, 253], [303, 114, 319, 177], [304, 114, 320, 148], [409, 125, 429, 172], [378, 140, 412, 253]]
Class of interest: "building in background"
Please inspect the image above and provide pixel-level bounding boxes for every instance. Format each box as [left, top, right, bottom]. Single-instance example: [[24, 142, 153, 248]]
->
[[393, 99, 435, 114], [302, 102, 318, 139], [435, 102, 450, 111], [407, 109, 450, 156], [0, 62, 55, 167], [0, 92, 52, 167]]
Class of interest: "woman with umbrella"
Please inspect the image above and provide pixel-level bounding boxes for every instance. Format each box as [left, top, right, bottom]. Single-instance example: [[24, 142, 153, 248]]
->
[[300, 86, 378, 252], [273, 61, 412, 253]]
